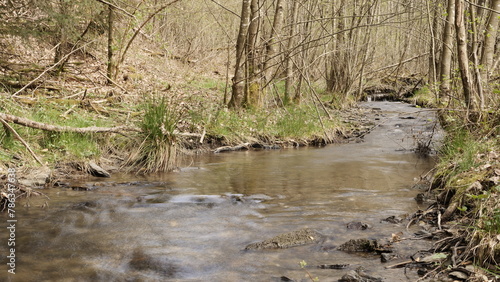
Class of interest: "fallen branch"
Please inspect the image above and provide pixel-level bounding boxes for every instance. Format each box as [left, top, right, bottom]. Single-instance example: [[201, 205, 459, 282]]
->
[[97, 70, 127, 92], [94, 0, 135, 18], [214, 143, 250, 153], [367, 53, 430, 75], [384, 260, 415, 269], [0, 117, 44, 165], [0, 112, 141, 134]]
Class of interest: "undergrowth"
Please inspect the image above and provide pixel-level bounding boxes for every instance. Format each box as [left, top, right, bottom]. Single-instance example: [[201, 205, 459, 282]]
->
[[432, 109, 500, 273], [0, 73, 352, 172]]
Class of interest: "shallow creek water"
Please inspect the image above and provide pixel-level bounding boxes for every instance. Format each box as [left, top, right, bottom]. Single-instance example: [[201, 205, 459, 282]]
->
[[1, 102, 442, 281]]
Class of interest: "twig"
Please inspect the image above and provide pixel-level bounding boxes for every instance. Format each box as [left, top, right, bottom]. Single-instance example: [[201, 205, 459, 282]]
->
[[200, 128, 207, 144], [97, 71, 127, 92], [367, 53, 430, 74], [385, 260, 415, 269], [437, 210, 442, 231], [94, 0, 135, 17], [116, 0, 182, 71], [60, 104, 77, 118], [0, 117, 44, 166], [200, 114, 211, 144], [208, 0, 240, 17], [464, 0, 500, 14]]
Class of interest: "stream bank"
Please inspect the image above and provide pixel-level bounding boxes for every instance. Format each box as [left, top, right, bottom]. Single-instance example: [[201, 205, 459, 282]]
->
[[1, 101, 455, 281]]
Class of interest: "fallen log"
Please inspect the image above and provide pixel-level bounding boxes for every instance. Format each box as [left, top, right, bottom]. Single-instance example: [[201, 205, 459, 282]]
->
[[0, 112, 141, 134]]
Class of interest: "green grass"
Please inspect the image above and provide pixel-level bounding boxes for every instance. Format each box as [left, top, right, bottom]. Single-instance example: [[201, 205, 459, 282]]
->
[[481, 207, 500, 234], [187, 76, 226, 92], [39, 132, 100, 160], [0, 96, 130, 165], [274, 106, 323, 138], [126, 95, 181, 173], [439, 129, 485, 174], [205, 104, 341, 143], [409, 85, 439, 107]]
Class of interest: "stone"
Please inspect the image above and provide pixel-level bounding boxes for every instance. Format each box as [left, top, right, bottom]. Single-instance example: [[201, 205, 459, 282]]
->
[[449, 270, 469, 280], [338, 239, 379, 252], [346, 221, 371, 230], [380, 253, 398, 263], [88, 160, 111, 177], [244, 228, 323, 250], [339, 268, 383, 282]]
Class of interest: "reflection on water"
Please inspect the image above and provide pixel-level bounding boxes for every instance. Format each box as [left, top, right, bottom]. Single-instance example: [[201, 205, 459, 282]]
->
[[1, 102, 440, 281]]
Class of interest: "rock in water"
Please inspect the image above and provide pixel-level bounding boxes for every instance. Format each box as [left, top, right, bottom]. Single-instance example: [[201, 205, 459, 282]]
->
[[129, 249, 177, 277], [346, 221, 371, 230], [88, 160, 111, 177], [245, 228, 323, 250], [338, 238, 379, 252], [339, 268, 383, 282]]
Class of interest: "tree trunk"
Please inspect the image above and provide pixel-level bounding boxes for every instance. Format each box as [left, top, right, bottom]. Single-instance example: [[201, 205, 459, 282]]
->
[[284, 0, 299, 105], [469, 5, 484, 110], [229, 0, 252, 109], [243, 0, 262, 108], [455, 0, 475, 110], [107, 5, 114, 84], [294, 0, 313, 104], [439, 0, 455, 97], [426, 0, 439, 84], [479, 0, 500, 106], [356, 0, 378, 100], [54, 0, 69, 73], [262, 0, 284, 83], [0, 112, 140, 134]]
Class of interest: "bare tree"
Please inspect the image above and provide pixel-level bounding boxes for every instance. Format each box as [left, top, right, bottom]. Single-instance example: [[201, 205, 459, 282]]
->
[[243, 0, 262, 108], [455, 0, 475, 110], [107, 5, 114, 84], [439, 0, 455, 97], [262, 0, 284, 85], [283, 0, 299, 105], [229, 0, 251, 109]]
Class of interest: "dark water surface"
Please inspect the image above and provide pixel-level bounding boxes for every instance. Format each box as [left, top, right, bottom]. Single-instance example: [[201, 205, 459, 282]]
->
[[1, 102, 441, 281]]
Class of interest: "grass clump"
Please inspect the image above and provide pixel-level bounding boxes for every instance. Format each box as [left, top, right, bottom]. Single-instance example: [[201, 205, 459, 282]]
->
[[126, 96, 182, 173]]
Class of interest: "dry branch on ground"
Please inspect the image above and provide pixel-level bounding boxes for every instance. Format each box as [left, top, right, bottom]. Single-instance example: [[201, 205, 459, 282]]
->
[[0, 112, 141, 134]]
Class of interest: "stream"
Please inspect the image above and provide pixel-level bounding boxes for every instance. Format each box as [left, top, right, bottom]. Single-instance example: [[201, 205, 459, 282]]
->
[[1, 101, 442, 281]]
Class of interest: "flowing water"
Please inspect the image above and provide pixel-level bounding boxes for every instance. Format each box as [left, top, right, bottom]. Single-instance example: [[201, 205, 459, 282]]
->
[[1, 102, 442, 281]]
